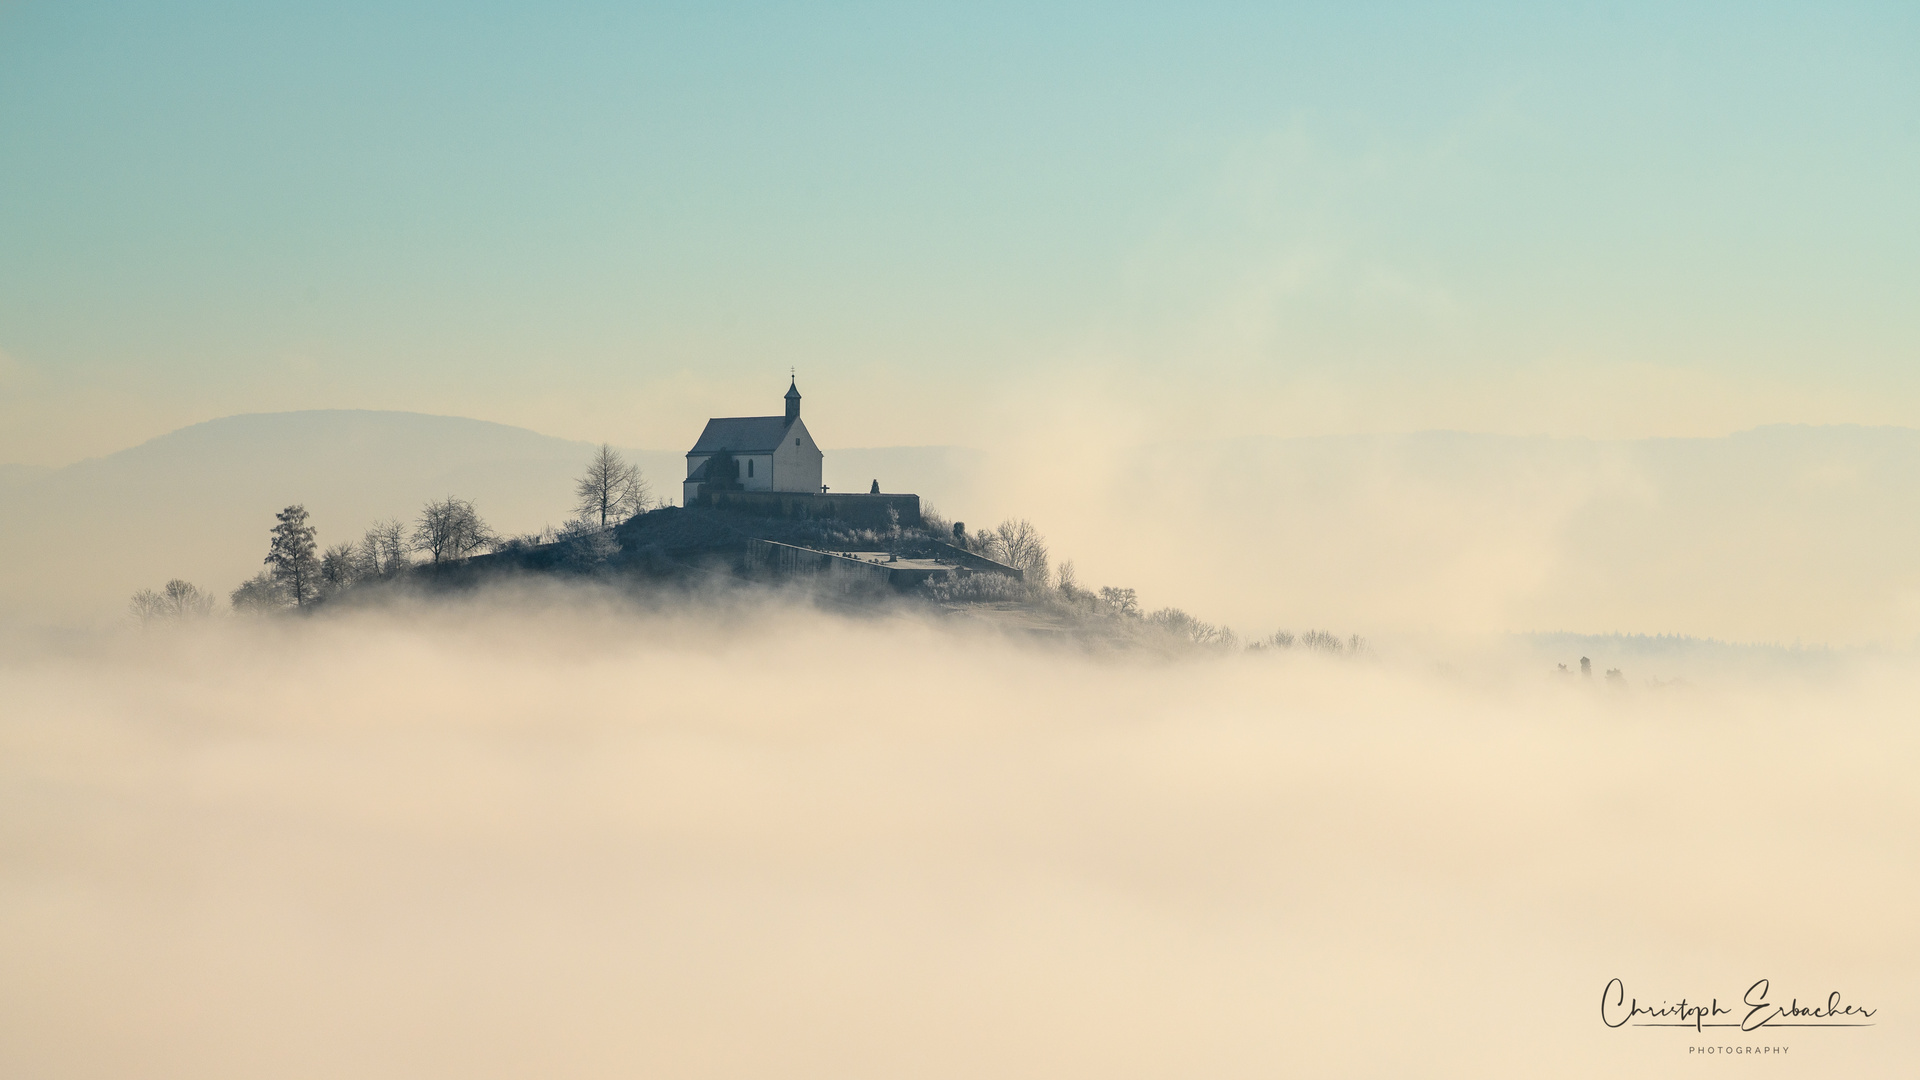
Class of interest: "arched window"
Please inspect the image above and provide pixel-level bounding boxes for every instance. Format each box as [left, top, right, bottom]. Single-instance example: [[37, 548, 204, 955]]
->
[[747, 459, 755, 478]]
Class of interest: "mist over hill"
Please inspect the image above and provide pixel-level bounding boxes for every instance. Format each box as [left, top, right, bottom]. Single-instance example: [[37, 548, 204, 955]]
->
[[966, 423, 1920, 647]]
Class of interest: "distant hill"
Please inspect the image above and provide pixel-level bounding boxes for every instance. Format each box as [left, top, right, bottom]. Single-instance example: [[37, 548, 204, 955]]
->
[[0, 410, 979, 626]]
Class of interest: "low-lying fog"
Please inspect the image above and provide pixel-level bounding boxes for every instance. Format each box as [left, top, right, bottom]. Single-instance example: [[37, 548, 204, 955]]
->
[[2, 586, 1911, 1078]]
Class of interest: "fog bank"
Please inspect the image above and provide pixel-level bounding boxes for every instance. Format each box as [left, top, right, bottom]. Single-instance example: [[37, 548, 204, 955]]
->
[[949, 424, 1920, 646], [2, 589, 1911, 1078]]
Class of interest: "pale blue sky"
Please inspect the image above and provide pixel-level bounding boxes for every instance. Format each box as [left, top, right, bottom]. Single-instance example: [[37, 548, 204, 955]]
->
[[2, 2, 1916, 462]]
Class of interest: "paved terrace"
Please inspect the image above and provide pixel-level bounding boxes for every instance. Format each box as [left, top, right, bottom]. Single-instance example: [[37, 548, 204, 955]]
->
[[830, 552, 956, 572]]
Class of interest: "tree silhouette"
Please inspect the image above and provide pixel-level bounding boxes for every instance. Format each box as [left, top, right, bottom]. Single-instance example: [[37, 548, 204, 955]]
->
[[574, 445, 650, 528], [265, 505, 321, 608], [129, 579, 215, 625], [411, 497, 493, 564]]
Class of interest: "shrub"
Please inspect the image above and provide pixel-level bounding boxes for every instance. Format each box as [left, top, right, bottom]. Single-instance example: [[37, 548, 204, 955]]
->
[[1145, 606, 1221, 645], [921, 505, 953, 538], [1300, 629, 1344, 652], [230, 571, 285, 614], [923, 571, 1026, 604]]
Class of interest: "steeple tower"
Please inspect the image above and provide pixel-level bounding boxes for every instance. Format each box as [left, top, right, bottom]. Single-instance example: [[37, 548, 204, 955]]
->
[[784, 375, 801, 424]]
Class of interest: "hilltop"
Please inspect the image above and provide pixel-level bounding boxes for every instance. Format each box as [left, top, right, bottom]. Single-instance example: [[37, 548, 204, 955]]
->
[[0, 410, 979, 626]]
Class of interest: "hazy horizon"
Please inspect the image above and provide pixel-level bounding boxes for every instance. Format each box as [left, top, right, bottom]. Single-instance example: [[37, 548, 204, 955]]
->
[[11, 407, 1920, 648]]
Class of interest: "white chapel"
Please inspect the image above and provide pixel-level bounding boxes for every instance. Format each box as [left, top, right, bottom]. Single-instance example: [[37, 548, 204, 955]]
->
[[682, 379, 825, 505]]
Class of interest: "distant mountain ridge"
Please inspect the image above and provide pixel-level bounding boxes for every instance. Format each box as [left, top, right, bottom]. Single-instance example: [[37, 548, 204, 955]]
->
[[0, 463, 53, 487]]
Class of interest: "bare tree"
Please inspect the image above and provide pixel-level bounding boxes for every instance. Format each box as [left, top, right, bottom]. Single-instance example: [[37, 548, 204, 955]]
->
[[129, 579, 215, 626], [991, 518, 1049, 585], [575, 445, 650, 529], [319, 543, 357, 595], [411, 497, 493, 564], [265, 504, 321, 608], [355, 519, 407, 577], [129, 589, 165, 624], [167, 578, 214, 617]]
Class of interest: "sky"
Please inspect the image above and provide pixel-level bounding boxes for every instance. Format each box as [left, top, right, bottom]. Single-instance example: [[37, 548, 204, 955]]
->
[[2, 1, 1918, 465]]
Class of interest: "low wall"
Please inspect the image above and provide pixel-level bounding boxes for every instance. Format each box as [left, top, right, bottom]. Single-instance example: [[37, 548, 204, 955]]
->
[[918, 541, 1024, 580], [702, 490, 922, 529], [745, 538, 1024, 591], [745, 539, 903, 590]]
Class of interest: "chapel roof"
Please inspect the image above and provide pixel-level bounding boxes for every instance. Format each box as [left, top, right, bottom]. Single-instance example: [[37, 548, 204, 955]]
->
[[687, 415, 796, 455]]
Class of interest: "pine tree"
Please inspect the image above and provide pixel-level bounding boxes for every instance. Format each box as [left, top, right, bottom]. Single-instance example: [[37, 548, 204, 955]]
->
[[265, 504, 321, 608]]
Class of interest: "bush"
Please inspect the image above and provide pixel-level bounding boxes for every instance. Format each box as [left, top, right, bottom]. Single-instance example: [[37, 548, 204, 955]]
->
[[1145, 607, 1222, 645], [923, 571, 1026, 604], [921, 505, 953, 538], [559, 518, 621, 569], [230, 571, 285, 614]]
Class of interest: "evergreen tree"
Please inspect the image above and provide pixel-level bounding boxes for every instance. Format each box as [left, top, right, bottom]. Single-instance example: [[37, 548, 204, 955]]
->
[[265, 504, 321, 608]]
